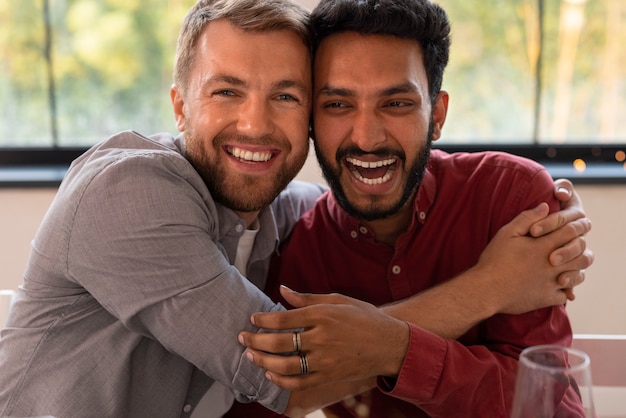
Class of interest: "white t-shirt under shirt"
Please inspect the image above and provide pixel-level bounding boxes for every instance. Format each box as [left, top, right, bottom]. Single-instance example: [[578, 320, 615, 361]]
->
[[192, 224, 260, 417]]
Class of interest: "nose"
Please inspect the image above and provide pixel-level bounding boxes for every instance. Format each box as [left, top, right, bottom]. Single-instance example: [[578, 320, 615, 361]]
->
[[236, 96, 275, 138], [350, 109, 386, 152]]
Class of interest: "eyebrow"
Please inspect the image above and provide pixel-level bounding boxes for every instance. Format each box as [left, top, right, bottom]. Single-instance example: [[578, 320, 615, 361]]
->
[[201, 75, 309, 95], [318, 82, 419, 98], [273, 79, 310, 97]]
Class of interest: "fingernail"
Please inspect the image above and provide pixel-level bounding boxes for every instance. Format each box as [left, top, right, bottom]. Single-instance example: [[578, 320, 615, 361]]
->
[[557, 187, 570, 195], [563, 276, 572, 287], [250, 314, 256, 326], [265, 371, 273, 382], [238, 334, 244, 345], [246, 351, 254, 362], [281, 285, 293, 292]]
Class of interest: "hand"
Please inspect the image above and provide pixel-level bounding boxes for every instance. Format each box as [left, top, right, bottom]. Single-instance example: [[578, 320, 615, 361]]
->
[[476, 202, 592, 315], [238, 286, 409, 391], [529, 178, 594, 300]]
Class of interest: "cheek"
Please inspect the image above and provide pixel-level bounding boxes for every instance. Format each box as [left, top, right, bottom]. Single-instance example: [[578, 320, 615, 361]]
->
[[313, 116, 345, 149], [283, 113, 311, 151]]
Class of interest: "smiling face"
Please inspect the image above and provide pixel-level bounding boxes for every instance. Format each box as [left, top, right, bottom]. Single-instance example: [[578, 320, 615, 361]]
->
[[312, 31, 448, 225], [170, 19, 311, 224]]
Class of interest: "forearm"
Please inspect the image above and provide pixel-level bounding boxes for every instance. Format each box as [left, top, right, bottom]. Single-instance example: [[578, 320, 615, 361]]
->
[[380, 265, 499, 339], [284, 378, 376, 417]]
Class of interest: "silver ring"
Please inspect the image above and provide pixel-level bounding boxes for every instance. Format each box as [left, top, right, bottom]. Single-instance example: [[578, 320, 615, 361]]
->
[[299, 353, 309, 375], [292, 331, 301, 353]]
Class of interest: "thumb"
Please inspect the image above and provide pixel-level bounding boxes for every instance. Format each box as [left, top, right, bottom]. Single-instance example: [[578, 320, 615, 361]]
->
[[504, 203, 550, 237]]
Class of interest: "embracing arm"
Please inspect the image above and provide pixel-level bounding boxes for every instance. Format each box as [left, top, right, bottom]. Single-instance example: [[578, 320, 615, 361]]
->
[[68, 153, 290, 412], [237, 180, 592, 391]]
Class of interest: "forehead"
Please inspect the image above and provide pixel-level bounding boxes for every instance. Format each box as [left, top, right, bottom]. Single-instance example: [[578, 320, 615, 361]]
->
[[314, 32, 428, 95], [193, 19, 311, 88]]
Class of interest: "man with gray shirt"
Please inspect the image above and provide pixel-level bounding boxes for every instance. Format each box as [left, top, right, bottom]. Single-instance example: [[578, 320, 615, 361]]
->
[[0, 0, 591, 417]]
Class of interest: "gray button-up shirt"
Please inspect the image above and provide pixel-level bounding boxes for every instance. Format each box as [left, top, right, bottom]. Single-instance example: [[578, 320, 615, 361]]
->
[[0, 131, 324, 418]]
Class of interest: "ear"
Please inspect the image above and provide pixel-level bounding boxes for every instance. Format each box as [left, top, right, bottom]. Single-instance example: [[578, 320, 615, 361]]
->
[[170, 84, 186, 132], [431, 91, 449, 142]]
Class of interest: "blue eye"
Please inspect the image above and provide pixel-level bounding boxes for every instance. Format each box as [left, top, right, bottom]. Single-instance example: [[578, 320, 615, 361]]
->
[[278, 94, 298, 102]]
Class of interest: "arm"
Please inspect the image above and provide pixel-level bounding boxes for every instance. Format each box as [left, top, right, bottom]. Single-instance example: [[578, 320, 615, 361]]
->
[[236, 176, 591, 398], [238, 200, 592, 386], [68, 154, 290, 412]]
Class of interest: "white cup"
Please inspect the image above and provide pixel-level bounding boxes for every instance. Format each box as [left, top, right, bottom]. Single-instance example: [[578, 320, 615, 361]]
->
[[0, 289, 16, 328]]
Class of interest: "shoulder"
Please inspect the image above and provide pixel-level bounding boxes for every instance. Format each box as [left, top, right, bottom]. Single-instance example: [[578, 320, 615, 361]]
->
[[271, 180, 327, 222], [64, 131, 204, 194], [428, 149, 557, 221], [431, 149, 545, 176], [58, 131, 215, 230], [269, 181, 328, 241], [430, 149, 552, 191]]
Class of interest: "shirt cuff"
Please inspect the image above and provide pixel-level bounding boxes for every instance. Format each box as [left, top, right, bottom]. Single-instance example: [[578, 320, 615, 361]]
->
[[377, 322, 448, 404]]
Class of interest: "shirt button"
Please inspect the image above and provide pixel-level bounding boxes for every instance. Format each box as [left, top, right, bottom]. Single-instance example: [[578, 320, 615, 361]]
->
[[235, 224, 245, 233], [183, 404, 192, 413], [359, 226, 368, 234], [419, 211, 426, 220], [350, 230, 358, 239], [392, 265, 401, 275]]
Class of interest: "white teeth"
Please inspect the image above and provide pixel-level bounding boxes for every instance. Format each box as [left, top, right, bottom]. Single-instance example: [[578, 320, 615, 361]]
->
[[229, 146, 272, 162], [350, 168, 393, 185], [346, 157, 395, 168], [346, 156, 395, 185]]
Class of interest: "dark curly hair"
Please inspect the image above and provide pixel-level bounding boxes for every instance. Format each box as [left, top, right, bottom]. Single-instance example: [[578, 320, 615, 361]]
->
[[311, 0, 450, 104]]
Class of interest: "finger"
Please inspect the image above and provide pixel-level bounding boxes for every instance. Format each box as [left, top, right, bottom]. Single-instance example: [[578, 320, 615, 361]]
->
[[502, 203, 550, 237], [280, 285, 308, 308], [553, 178, 574, 201], [251, 307, 316, 330], [549, 236, 585, 266], [530, 187, 587, 238], [247, 350, 326, 391], [245, 349, 303, 376], [551, 242, 594, 271], [265, 371, 325, 391], [238, 331, 296, 354], [557, 269, 585, 290], [280, 286, 361, 309], [545, 219, 592, 265]]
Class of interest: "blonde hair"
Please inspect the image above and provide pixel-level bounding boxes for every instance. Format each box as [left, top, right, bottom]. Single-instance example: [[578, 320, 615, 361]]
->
[[173, 0, 311, 92]]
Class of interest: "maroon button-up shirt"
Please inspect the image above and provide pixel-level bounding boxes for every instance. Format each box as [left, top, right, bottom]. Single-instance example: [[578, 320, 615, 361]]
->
[[226, 150, 575, 418]]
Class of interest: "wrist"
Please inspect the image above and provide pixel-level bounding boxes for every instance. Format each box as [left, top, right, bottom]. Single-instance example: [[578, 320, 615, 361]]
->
[[381, 320, 410, 377], [461, 265, 503, 318]]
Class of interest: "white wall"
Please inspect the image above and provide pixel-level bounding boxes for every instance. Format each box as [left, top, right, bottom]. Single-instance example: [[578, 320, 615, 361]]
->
[[1, 149, 625, 335]]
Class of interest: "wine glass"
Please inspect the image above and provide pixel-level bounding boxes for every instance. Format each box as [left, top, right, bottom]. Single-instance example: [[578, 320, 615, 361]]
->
[[511, 344, 596, 418]]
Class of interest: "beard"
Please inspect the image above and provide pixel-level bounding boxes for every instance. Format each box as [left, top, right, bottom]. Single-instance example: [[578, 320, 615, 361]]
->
[[184, 130, 307, 213], [315, 119, 434, 221]]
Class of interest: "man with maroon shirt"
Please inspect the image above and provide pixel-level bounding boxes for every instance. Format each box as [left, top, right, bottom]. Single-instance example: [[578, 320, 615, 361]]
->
[[231, 0, 593, 416]]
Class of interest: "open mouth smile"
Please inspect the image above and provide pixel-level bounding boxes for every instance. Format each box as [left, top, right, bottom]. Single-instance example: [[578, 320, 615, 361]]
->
[[227, 146, 274, 164], [346, 156, 397, 185]]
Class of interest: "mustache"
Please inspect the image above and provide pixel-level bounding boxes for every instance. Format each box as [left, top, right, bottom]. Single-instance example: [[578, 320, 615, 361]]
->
[[214, 132, 281, 146], [336, 146, 405, 162]]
